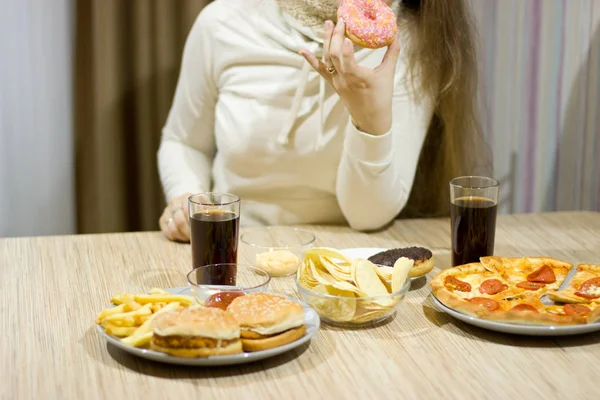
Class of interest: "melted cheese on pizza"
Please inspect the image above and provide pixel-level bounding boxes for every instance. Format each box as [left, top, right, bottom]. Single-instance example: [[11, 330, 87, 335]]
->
[[451, 273, 511, 299]]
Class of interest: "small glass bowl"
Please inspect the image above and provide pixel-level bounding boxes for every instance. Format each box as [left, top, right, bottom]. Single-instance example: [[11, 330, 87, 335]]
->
[[295, 274, 411, 327], [186, 264, 271, 303], [240, 227, 316, 277]]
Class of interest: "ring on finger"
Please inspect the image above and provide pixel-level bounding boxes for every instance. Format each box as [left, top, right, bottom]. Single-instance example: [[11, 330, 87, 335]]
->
[[326, 65, 337, 75]]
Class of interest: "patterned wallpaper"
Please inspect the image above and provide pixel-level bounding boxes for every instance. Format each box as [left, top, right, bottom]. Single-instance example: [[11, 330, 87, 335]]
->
[[469, 0, 600, 214]]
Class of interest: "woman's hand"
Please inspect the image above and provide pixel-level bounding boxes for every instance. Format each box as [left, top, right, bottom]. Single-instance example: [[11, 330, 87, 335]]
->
[[159, 192, 192, 242], [300, 19, 401, 136]]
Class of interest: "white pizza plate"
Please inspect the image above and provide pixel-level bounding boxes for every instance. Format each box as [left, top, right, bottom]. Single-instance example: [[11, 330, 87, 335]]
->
[[97, 287, 320, 366], [431, 295, 600, 336], [340, 248, 424, 280]]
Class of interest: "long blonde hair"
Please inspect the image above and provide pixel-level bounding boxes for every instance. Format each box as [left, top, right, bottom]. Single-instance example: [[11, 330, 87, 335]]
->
[[399, 0, 492, 218]]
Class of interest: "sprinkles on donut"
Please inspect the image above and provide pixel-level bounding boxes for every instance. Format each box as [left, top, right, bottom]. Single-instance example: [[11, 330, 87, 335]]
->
[[337, 0, 398, 49]]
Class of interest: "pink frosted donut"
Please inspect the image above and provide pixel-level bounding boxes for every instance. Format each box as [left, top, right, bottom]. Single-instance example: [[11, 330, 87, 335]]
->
[[337, 0, 398, 49]]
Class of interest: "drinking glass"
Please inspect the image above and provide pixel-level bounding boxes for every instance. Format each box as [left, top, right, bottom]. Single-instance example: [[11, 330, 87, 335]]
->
[[450, 176, 499, 267], [188, 193, 240, 284]]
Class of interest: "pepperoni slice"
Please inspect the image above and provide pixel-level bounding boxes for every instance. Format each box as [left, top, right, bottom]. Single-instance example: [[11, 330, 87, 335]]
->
[[516, 281, 546, 291], [511, 304, 538, 313], [575, 277, 600, 299], [444, 276, 472, 292], [468, 297, 500, 311], [479, 279, 508, 295], [526, 265, 556, 283], [564, 303, 591, 317]]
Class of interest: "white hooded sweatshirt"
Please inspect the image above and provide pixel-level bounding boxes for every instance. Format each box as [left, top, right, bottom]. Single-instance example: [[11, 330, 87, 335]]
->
[[158, 0, 434, 230]]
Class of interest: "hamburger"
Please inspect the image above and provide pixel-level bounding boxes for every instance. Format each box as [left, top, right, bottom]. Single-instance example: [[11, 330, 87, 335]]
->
[[150, 306, 242, 357], [227, 292, 306, 352]]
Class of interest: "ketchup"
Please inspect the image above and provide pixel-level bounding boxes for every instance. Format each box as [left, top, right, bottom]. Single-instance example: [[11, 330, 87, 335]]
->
[[204, 291, 245, 310]]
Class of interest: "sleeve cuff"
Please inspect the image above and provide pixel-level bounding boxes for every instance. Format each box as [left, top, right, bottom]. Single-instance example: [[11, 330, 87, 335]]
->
[[344, 123, 393, 163]]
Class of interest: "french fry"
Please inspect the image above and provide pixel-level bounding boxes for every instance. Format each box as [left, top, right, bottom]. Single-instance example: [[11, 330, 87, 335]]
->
[[120, 302, 181, 347], [104, 304, 152, 327], [121, 332, 153, 348], [133, 294, 194, 306], [104, 325, 137, 337], [149, 288, 169, 294], [149, 302, 167, 313], [95, 303, 127, 323], [121, 293, 142, 311], [110, 293, 126, 305]]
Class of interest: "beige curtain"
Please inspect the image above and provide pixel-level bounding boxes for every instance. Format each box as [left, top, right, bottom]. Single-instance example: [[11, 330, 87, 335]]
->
[[74, 0, 212, 234]]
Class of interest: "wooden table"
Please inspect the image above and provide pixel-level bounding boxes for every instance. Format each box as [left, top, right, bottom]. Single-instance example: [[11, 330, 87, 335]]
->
[[2, 211, 600, 400]]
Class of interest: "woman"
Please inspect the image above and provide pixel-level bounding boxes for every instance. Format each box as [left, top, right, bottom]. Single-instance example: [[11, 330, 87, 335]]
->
[[158, 0, 489, 242]]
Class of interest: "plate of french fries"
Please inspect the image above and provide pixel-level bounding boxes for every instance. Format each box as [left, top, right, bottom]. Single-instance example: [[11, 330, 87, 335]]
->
[[96, 287, 320, 366]]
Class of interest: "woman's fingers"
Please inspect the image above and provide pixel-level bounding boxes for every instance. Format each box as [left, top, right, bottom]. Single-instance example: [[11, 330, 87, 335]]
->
[[173, 208, 190, 240], [379, 36, 401, 73], [328, 19, 346, 72], [169, 197, 190, 241], [160, 196, 191, 242], [181, 194, 191, 220], [159, 211, 178, 241], [299, 50, 332, 83], [341, 38, 359, 75], [323, 20, 335, 65]]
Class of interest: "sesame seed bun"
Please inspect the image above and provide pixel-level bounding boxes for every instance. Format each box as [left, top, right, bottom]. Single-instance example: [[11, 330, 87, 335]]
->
[[151, 306, 240, 340], [227, 292, 305, 335], [227, 292, 306, 352], [150, 306, 242, 357], [240, 325, 306, 353]]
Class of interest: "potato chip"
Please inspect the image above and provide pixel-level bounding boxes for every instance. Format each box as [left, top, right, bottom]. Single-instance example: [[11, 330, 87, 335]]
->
[[353, 259, 389, 297], [320, 256, 352, 281], [375, 266, 394, 281], [332, 281, 368, 297], [305, 247, 352, 264], [392, 257, 413, 292], [297, 260, 320, 289], [307, 284, 356, 322], [322, 256, 352, 273], [298, 248, 411, 325], [309, 259, 337, 285]]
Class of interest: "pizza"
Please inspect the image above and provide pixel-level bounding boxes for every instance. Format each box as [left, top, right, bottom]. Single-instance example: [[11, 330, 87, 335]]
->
[[430, 257, 600, 326], [547, 264, 600, 304], [479, 256, 571, 293]]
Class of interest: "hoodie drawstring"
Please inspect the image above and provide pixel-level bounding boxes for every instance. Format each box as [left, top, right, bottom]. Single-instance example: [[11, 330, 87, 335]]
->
[[277, 59, 312, 146], [277, 48, 328, 151]]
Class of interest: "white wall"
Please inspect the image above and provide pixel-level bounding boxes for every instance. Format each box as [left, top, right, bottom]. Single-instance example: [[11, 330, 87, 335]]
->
[[0, 0, 76, 237]]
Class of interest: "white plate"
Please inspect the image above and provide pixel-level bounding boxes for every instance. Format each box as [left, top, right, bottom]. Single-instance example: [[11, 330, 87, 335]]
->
[[97, 287, 320, 366], [431, 295, 600, 336]]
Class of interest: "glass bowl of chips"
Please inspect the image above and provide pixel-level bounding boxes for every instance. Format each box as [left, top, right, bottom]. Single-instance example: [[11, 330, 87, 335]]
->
[[240, 227, 316, 277], [295, 247, 413, 327]]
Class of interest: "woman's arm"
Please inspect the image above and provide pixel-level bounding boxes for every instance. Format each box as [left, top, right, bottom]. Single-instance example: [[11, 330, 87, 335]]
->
[[336, 72, 434, 230], [300, 19, 435, 231], [158, 9, 219, 201]]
